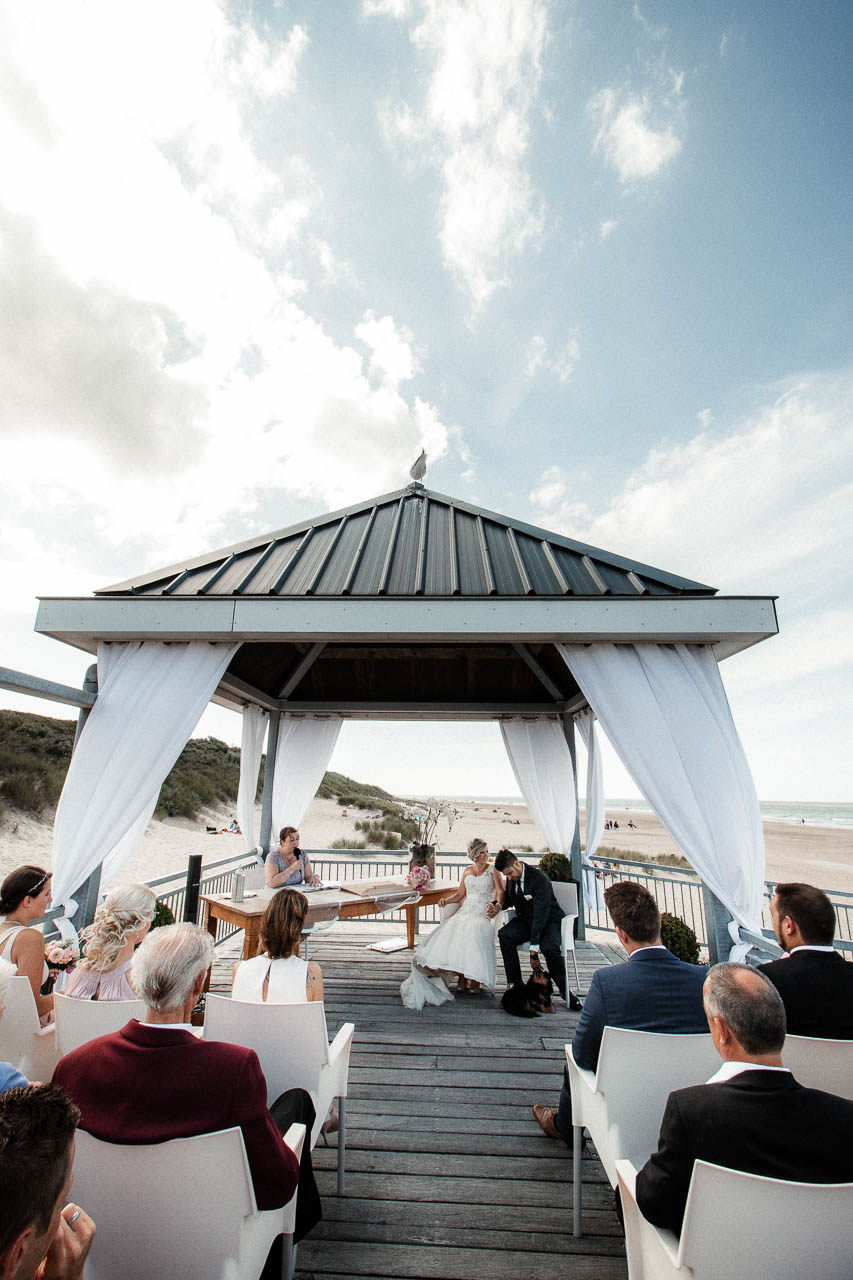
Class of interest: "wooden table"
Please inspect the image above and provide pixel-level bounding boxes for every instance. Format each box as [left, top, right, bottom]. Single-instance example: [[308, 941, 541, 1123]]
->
[[201, 878, 450, 961]]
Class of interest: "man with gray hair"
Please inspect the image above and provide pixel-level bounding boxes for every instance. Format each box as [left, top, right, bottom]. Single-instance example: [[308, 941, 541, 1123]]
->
[[54, 923, 319, 1243], [635, 962, 853, 1234]]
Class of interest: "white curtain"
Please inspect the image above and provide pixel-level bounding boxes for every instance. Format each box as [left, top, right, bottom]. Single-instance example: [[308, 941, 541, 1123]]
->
[[52, 640, 238, 913], [574, 710, 605, 911], [237, 705, 268, 854], [499, 719, 577, 861], [271, 715, 342, 835], [559, 643, 765, 935]]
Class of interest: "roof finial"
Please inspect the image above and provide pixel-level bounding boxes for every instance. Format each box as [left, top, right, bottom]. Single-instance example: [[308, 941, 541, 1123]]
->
[[409, 448, 427, 483]]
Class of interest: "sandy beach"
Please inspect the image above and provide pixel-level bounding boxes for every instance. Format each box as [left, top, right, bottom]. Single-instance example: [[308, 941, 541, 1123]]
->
[[2, 794, 852, 897]]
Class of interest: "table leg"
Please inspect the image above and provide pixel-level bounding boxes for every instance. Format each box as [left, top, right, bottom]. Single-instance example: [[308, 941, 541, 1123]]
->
[[405, 905, 416, 950], [203, 902, 217, 991]]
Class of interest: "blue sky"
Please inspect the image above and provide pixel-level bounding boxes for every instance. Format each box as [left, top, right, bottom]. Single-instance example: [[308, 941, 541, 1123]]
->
[[1, 0, 850, 801]]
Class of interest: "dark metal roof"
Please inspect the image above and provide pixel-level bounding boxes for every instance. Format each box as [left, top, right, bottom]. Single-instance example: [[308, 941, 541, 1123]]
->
[[99, 485, 715, 599]]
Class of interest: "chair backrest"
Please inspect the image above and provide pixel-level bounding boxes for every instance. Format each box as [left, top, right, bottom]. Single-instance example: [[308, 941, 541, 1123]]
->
[[203, 994, 330, 1106], [595, 1028, 719, 1168], [783, 1034, 853, 1102], [53, 993, 146, 1057], [242, 864, 266, 891], [440, 901, 460, 923], [552, 881, 578, 915], [73, 1127, 257, 1280], [0, 975, 40, 1072], [679, 1159, 853, 1279]]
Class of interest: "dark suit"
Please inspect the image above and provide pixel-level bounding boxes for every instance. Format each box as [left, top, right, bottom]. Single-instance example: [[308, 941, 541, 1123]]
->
[[556, 947, 708, 1140], [499, 864, 566, 997], [53, 1020, 318, 1240], [758, 949, 853, 1039], [636, 1068, 853, 1234]]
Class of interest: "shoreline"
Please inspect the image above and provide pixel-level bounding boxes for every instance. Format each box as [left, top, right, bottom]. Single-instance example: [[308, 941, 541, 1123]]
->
[[2, 793, 852, 897]]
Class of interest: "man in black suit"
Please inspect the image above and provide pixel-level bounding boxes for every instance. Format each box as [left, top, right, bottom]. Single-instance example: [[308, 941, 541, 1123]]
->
[[491, 850, 572, 1004], [758, 882, 853, 1038], [636, 963, 853, 1234], [531, 881, 708, 1140]]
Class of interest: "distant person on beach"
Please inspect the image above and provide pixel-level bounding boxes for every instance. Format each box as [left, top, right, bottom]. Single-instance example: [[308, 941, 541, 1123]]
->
[[65, 883, 156, 1002], [0, 867, 55, 1025], [265, 827, 321, 889], [758, 883, 853, 1038]]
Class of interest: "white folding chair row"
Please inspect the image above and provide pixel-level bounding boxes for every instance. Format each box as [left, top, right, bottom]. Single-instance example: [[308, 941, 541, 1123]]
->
[[52, 992, 145, 1057], [782, 1033, 853, 1101], [616, 1156, 853, 1280], [0, 975, 58, 1080], [566, 1028, 719, 1237], [73, 1123, 305, 1280], [499, 880, 580, 994], [203, 996, 355, 1194]]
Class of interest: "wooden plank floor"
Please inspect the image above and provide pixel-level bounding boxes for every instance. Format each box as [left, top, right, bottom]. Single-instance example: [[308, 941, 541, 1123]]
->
[[211, 924, 628, 1280]]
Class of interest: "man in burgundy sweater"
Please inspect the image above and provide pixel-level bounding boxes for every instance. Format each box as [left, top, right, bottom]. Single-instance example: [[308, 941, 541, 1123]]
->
[[53, 924, 319, 1240]]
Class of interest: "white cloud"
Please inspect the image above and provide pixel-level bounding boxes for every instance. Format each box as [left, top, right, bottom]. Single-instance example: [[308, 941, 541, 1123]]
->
[[372, 0, 548, 314], [355, 310, 420, 388], [599, 218, 618, 240], [525, 330, 581, 383], [590, 85, 683, 182]]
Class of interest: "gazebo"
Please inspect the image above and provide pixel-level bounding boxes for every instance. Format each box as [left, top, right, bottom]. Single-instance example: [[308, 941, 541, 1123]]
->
[[35, 482, 778, 957]]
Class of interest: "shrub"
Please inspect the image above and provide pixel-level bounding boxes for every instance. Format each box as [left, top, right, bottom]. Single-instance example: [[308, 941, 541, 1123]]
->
[[330, 838, 367, 849], [539, 852, 574, 882], [660, 912, 700, 964], [150, 899, 176, 930]]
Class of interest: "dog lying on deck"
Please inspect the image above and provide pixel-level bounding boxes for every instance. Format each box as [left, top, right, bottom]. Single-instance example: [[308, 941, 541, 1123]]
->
[[500, 966, 555, 1018]]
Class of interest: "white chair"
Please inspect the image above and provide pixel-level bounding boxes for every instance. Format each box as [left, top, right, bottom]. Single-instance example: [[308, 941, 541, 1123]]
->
[[52, 992, 146, 1057], [616, 1156, 853, 1280], [203, 995, 355, 1194], [242, 863, 267, 891], [0, 975, 58, 1080], [499, 879, 581, 995], [73, 1124, 305, 1280], [567, 1028, 718, 1237], [782, 1034, 853, 1101]]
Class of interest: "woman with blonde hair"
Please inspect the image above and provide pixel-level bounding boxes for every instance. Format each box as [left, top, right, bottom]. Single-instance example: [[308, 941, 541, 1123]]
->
[[65, 883, 157, 1001], [231, 887, 323, 1003], [0, 865, 54, 1023], [401, 838, 502, 1010]]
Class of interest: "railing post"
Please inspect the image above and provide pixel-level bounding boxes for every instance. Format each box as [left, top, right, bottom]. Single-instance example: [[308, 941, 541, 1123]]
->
[[702, 884, 734, 964], [561, 712, 585, 940], [69, 665, 102, 930], [258, 710, 281, 857], [183, 854, 204, 923]]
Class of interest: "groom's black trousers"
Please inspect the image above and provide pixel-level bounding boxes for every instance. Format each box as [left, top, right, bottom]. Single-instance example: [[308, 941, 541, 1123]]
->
[[498, 915, 566, 998]]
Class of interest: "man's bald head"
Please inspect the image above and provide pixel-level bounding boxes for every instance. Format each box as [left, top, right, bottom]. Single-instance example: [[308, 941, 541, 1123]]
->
[[703, 963, 786, 1055]]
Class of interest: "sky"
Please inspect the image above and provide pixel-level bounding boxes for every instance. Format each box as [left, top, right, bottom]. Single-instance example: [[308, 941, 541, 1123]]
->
[[1, 0, 851, 802]]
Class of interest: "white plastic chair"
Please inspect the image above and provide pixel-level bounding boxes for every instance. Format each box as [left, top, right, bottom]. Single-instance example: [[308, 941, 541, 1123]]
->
[[52, 992, 145, 1057], [499, 879, 580, 994], [567, 1028, 718, 1237], [73, 1123, 305, 1280], [0, 975, 57, 1080], [203, 995, 355, 1194], [617, 1156, 853, 1280], [783, 1034, 853, 1101]]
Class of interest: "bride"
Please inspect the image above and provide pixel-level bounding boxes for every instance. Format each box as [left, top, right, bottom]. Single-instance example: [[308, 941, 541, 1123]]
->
[[401, 838, 503, 1010]]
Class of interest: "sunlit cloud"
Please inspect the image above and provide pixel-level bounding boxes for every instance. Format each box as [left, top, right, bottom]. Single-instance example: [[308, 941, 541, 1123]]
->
[[590, 85, 683, 182]]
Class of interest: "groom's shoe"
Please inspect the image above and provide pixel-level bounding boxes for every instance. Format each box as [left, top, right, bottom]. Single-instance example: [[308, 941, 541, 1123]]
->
[[532, 1105, 561, 1140], [568, 991, 583, 1012]]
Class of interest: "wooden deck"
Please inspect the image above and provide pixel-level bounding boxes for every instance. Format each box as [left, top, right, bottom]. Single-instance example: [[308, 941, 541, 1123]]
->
[[211, 924, 629, 1280]]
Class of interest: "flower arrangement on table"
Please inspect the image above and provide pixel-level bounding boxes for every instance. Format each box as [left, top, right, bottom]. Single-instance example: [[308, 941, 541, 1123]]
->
[[410, 797, 457, 848], [43, 941, 79, 992], [406, 863, 432, 890]]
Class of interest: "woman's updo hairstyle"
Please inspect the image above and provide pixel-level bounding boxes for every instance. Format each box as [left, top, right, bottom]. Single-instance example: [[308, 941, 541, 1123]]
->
[[78, 882, 157, 973], [467, 838, 488, 861], [260, 888, 308, 959], [0, 866, 51, 916]]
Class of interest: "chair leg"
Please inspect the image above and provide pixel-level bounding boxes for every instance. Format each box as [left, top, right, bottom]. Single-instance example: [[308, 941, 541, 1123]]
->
[[572, 949, 580, 989], [573, 1124, 583, 1238], [336, 1097, 347, 1197], [281, 1234, 295, 1280]]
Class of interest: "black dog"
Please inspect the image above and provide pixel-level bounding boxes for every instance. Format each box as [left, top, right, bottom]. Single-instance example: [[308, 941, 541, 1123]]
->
[[500, 966, 555, 1018]]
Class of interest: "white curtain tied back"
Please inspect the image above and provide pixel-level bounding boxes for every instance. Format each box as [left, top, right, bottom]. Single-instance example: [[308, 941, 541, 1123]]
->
[[499, 719, 577, 861], [574, 710, 605, 912], [271, 715, 343, 836], [237, 705, 269, 855]]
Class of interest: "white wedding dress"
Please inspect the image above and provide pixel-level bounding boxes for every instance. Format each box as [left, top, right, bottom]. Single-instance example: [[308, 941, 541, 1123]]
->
[[400, 867, 498, 1011]]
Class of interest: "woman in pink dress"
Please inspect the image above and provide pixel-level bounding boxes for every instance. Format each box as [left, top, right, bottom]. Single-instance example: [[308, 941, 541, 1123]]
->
[[65, 883, 156, 1000]]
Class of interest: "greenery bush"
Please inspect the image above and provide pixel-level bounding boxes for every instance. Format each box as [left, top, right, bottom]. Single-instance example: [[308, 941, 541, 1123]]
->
[[150, 899, 176, 930], [660, 912, 701, 964], [330, 837, 367, 849], [538, 851, 574, 882], [595, 845, 690, 870]]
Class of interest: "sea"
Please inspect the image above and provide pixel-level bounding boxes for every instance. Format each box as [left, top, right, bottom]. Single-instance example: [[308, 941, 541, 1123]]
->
[[425, 796, 853, 831]]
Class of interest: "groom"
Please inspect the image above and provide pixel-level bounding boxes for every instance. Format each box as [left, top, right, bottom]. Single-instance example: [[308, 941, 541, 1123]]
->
[[491, 851, 581, 1010]]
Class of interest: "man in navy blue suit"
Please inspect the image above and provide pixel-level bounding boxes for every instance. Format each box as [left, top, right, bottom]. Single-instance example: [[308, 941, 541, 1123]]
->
[[532, 880, 708, 1140]]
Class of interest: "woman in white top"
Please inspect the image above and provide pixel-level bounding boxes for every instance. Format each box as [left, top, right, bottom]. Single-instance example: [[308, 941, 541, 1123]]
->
[[0, 865, 54, 1024], [232, 888, 323, 1003]]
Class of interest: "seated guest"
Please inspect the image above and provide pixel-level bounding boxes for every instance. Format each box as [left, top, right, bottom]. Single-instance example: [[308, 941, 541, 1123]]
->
[[0, 1082, 95, 1280], [0, 957, 28, 1093], [65, 883, 156, 1001], [265, 827, 321, 889], [758, 882, 853, 1038], [232, 888, 323, 1003], [532, 881, 708, 1141], [636, 963, 853, 1234], [53, 923, 321, 1242], [0, 867, 55, 1024]]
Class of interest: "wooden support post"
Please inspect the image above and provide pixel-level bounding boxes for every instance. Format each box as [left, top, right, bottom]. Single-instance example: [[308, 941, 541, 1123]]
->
[[702, 884, 734, 964], [258, 710, 281, 856], [561, 712, 585, 941], [183, 854, 203, 924]]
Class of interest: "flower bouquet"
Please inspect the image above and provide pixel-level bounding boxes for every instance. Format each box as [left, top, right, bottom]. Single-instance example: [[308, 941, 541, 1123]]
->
[[41, 941, 80, 993], [407, 863, 432, 891]]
